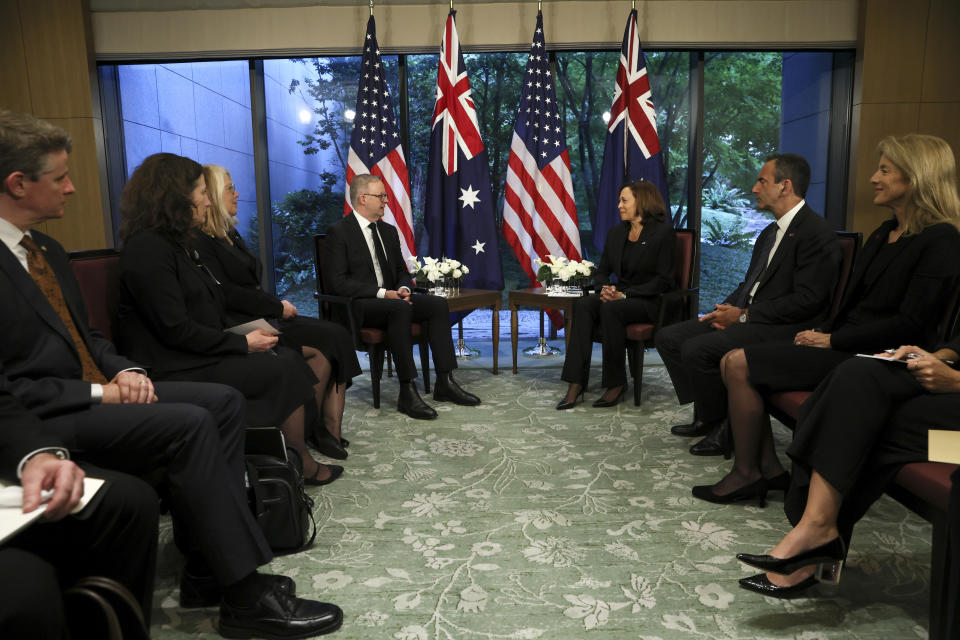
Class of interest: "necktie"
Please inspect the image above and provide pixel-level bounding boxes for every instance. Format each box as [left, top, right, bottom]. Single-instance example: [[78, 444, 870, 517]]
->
[[369, 222, 395, 289], [20, 235, 108, 384], [735, 223, 778, 309]]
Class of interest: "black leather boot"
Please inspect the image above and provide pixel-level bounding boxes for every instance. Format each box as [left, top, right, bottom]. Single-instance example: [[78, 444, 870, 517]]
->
[[397, 381, 438, 420], [433, 372, 480, 406], [689, 419, 733, 458]]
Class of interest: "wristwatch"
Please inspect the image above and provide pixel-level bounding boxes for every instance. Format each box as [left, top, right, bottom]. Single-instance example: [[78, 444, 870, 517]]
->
[[738, 309, 748, 323]]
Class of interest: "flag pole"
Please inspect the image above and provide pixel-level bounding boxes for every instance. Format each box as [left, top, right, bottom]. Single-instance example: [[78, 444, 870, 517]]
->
[[369, 0, 373, 16]]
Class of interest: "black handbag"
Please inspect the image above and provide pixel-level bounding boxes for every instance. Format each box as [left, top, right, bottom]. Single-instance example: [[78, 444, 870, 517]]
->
[[245, 446, 317, 554]]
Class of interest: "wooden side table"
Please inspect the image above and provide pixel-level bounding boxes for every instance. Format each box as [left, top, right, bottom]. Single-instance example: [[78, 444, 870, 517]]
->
[[445, 289, 502, 374], [507, 288, 582, 374]]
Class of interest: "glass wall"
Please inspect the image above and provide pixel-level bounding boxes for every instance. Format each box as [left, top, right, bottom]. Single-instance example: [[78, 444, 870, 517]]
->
[[114, 61, 258, 246], [698, 51, 837, 314], [105, 48, 850, 322]]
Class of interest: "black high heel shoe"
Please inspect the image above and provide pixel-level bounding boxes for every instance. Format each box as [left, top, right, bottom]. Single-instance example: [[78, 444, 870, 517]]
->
[[592, 386, 625, 408], [738, 573, 818, 598], [691, 478, 768, 507], [304, 463, 344, 487], [556, 385, 584, 410], [736, 537, 846, 580]]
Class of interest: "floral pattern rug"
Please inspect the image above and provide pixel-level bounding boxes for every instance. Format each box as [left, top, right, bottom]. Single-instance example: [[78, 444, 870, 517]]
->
[[150, 365, 933, 639]]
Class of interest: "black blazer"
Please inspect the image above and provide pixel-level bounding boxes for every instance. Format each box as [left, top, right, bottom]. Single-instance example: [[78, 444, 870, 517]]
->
[[0, 390, 64, 482], [194, 231, 284, 323], [829, 219, 960, 352], [595, 218, 676, 315], [114, 231, 248, 375], [322, 213, 413, 299], [724, 204, 840, 326], [0, 231, 138, 417]]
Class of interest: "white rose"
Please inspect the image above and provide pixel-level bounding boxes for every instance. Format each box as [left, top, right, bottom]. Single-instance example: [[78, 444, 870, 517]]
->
[[448, 259, 461, 268], [427, 270, 440, 282], [581, 260, 595, 269], [461, 265, 470, 274], [424, 256, 437, 266], [452, 269, 463, 278], [576, 263, 591, 276], [439, 263, 451, 275]]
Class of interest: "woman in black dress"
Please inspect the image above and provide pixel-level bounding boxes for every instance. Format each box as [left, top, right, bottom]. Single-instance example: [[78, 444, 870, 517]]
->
[[114, 153, 342, 485], [557, 180, 676, 409], [692, 134, 960, 507], [735, 339, 960, 597], [197, 164, 360, 459]]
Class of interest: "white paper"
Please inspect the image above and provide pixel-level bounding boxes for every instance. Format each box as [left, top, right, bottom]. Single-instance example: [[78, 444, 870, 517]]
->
[[224, 318, 281, 336]]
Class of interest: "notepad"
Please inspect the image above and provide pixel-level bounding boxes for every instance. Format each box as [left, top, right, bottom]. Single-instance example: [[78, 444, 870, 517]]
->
[[224, 318, 281, 336], [0, 477, 106, 543], [929, 430, 960, 464]]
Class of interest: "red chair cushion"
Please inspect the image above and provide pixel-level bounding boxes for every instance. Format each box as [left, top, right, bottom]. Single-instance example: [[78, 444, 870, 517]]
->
[[894, 462, 957, 512], [624, 323, 654, 341]]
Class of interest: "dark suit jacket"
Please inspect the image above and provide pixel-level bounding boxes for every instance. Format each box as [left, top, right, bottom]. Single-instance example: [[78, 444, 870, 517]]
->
[[0, 231, 137, 418], [594, 218, 677, 317], [114, 231, 248, 375], [829, 219, 960, 352], [321, 214, 414, 331], [723, 204, 840, 326], [194, 231, 283, 323], [0, 391, 64, 483]]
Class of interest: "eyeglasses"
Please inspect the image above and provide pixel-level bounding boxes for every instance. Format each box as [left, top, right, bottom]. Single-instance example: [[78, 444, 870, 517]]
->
[[362, 193, 389, 202]]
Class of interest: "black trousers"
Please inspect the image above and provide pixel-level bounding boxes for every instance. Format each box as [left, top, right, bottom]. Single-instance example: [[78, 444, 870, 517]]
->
[[653, 317, 797, 422], [786, 356, 960, 540], [0, 466, 158, 635], [561, 294, 653, 389], [354, 293, 456, 382], [38, 381, 272, 587]]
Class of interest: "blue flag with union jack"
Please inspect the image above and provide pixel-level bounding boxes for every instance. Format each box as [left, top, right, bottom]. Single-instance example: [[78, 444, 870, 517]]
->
[[424, 9, 504, 293], [594, 9, 669, 252]]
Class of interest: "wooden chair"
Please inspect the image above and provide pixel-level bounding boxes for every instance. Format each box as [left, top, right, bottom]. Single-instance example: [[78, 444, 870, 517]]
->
[[313, 234, 430, 409], [69, 249, 122, 341], [623, 229, 699, 405]]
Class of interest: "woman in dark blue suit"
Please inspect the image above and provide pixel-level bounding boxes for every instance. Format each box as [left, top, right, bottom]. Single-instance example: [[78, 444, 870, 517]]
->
[[557, 180, 676, 409], [693, 134, 960, 506]]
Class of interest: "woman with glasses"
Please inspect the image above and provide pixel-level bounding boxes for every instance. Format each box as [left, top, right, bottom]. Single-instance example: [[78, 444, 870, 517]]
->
[[195, 164, 361, 461]]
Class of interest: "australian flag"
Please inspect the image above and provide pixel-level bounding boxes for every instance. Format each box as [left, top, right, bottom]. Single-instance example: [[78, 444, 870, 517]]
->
[[424, 9, 504, 293], [594, 8, 669, 252]]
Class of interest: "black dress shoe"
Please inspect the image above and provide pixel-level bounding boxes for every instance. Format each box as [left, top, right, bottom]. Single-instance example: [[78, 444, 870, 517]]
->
[[766, 471, 790, 492], [691, 478, 767, 507], [556, 390, 584, 410], [671, 419, 717, 437], [304, 464, 344, 487], [433, 373, 481, 406], [689, 420, 732, 458], [180, 571, 295, 608], [592, 386, 625, 408], [312, 428, 347, 460], [739, 573, 817, 598], [219, 581, 343, 638], [340, 437, 350, 448], [737, 537, 846, 577], [398, 381, 438, 420]]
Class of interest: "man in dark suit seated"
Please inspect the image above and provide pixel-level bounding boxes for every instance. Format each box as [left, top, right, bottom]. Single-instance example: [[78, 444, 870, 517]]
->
[[0, 390, 158, 638], [0, 110, 342, 637], [654, 154, 840, 456], [322, 173, 480, 420]]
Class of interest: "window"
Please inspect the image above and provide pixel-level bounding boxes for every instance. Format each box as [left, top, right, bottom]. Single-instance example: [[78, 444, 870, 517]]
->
[[263, 57, 400, 315], [111, 61, 257, 245]]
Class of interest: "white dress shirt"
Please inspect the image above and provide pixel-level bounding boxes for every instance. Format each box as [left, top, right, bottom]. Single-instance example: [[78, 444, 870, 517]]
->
[[351, 211, 408, 298]]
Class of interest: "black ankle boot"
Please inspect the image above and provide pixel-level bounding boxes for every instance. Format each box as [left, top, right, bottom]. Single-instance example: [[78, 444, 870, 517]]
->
[[689, 419, 732, 458], [397, 381, 437, 420]]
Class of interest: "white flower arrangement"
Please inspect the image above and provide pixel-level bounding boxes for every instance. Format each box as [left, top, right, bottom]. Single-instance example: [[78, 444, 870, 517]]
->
[[534, 255, 595, 284], [407, 256, 469, 290]]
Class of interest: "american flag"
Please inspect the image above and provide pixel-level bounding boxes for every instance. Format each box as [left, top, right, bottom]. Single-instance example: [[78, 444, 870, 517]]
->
[[424, 10, 503, 293], [344, 15, 416, 265], [502, 10, 582, 289], [593, 8, 669, 252]]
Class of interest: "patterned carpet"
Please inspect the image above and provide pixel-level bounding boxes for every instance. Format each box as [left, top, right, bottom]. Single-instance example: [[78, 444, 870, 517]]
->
[[149, 361, 933, 639]]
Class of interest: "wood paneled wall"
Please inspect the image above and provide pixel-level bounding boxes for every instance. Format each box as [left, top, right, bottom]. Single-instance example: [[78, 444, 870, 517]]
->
[[0, 0, 109, 251], [847, 0, 960, 235]]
